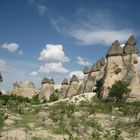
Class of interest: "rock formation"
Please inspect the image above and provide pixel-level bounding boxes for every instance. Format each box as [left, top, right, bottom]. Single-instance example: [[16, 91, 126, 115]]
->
[[83, 57, 106, 93], [63, 35, 140, 101], [12, 80, 35, 99], [102, 35, 140, 100], [39, 78, 55, 101], [59, 78, 69, 99], [66, 75, 80, 97], [102, 40, 124, 98], [78, 66, 90, 94], [0, 129, 27, 140]]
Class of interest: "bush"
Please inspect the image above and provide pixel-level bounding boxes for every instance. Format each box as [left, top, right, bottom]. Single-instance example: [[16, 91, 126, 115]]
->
[[0, 110, 4, 129], [49, 93, 59, 102], [31, 94, 40, 105], [108, 80, 131, 102], [94, 79, 103, 98], [0, 94, 31, 105]]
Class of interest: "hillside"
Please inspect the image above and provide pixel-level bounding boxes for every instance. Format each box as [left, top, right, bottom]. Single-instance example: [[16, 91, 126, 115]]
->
[[0, 93, 140, 140]]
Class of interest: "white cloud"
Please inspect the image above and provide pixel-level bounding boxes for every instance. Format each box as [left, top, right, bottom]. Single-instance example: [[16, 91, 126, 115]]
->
[[0, 60, 7, 71], [0, 43, 19, 53], [51, 9, 135, 46], [39, 63, 69, 74], [38, 5, 47, 15], [0, 43, 23, 54], [30, 71, 38, 76], [120, 44, 125, 48], [70, 29, 133, 46], [68, 71, 84, 80], [76, 56, 91, 66], [38, 44, 70, 63]]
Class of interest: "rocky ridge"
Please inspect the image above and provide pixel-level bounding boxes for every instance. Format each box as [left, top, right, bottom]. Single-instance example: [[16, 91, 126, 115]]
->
[[11, 35, 140, 101]]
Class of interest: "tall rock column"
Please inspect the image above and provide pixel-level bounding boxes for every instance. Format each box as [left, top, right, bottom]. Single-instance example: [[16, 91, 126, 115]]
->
[[66, 75, 80, 97], [39, 78, 55, 101], [102, 40, 123, 98], [78, 66, 90, 94], [122, 35, 140, 100], [59, 78, 69, 99], [84, 57, 105, 93]]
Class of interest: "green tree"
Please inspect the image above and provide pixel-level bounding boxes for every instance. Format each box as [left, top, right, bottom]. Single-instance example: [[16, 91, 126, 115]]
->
[[49, 93, 59, 102], [108, 80, 131, 102]]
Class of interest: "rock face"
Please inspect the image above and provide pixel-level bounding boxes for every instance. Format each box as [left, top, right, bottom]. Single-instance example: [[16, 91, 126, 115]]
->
[[12, 80, 35, 99], [66, 75, 80, 97], [38, 35, 140, 101], [39, 78, 55, 101], [106, 40, 123, 57], [102, 35, 140, 100], [83, 57, 106, 93], [65, 35, 140, 101], [59, 78, 69, 99], [0, 129, 27, 140], [78, 66, 90, 94]]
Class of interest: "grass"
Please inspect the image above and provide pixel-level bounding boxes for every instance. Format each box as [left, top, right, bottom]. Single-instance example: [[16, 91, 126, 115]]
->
[[0, 93, 140, 139], [31, 136, 53, 140]]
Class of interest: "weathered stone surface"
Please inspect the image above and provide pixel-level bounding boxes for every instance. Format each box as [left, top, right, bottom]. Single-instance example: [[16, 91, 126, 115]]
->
[[90, 64, 97, 72], [102, 55, 124, 98], [90, 57, 106, 72], [62, 78, 69, 85], [39, 78, 55, 101], [41, 77, 51, 84], [59, 84, 69, 99], [107, 40, 123, 57], [50, 78, 55, 84], [83, 66, 90, 74], [123, 36, 138, 54], [84, 75, 96, 92], [70, 75, 79, 83], [66, 75, 80, 97], [78, 68, 90, 94], [83, 57, 105, 93], [122, 54, 140, 100], [126, 35, 136, 46], [59, 78, 69, 98], [12, 81, 35, 99], [0, 129, 27, 140], [102, 35, 140, 100]]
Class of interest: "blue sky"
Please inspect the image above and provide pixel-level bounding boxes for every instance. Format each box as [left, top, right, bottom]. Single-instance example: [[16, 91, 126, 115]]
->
[[0, 0, 140, 90]]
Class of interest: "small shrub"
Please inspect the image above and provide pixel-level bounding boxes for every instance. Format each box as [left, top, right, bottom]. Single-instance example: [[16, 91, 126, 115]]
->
[[31, 94, 40, 105], [0, 110, 4, 129], [108, 80, 131, 102], [49, 93, 59, 102]]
